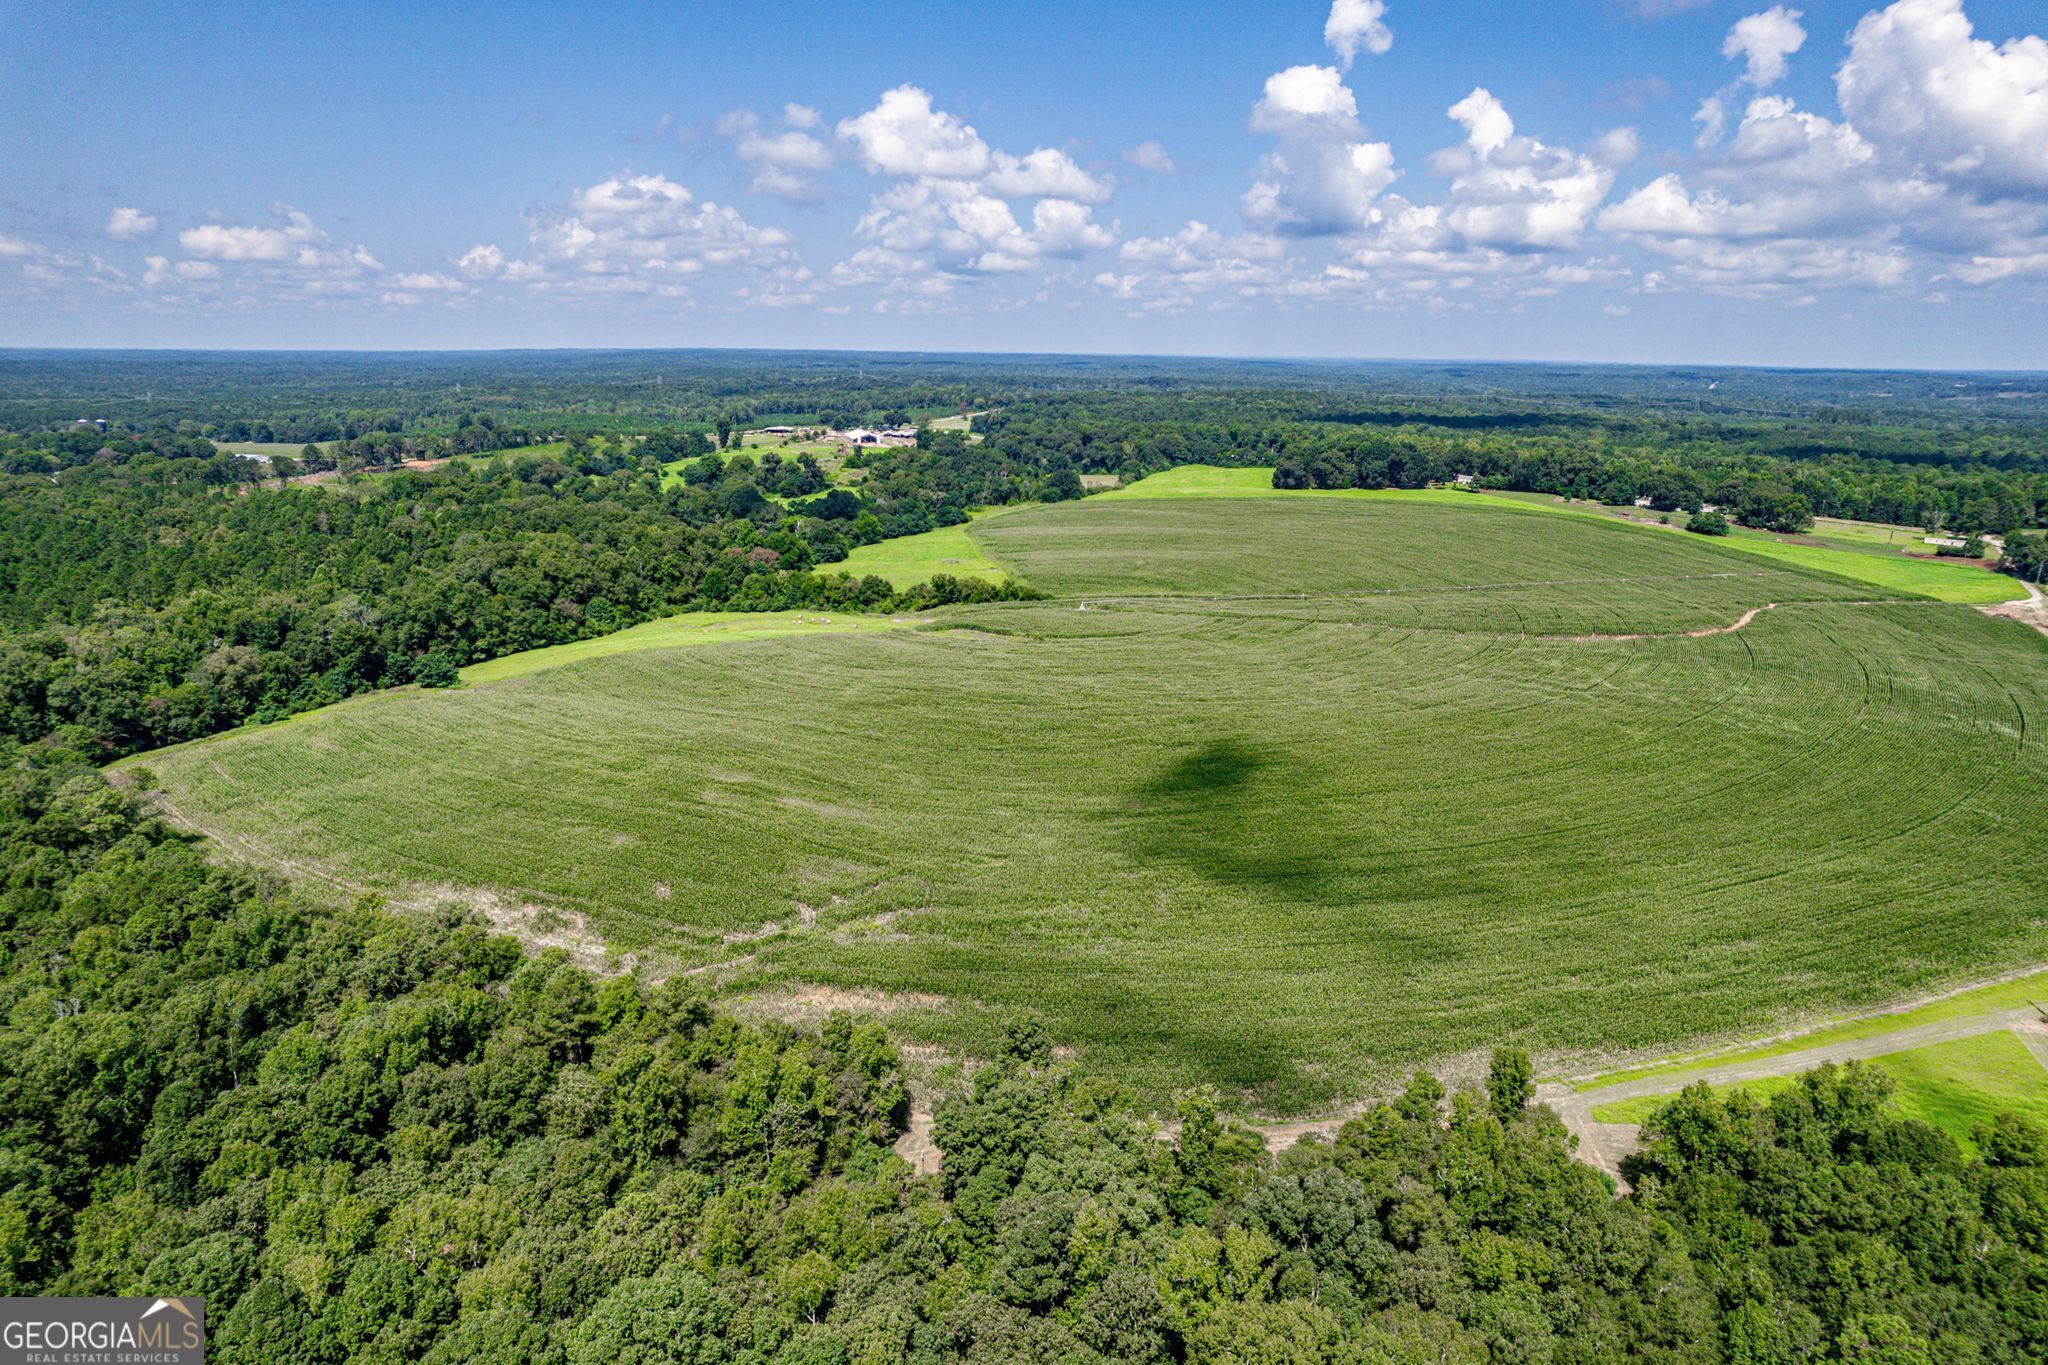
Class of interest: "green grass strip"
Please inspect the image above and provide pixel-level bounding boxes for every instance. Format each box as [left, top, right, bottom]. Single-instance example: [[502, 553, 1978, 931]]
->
[[1576, 968, 2048, 1092], [1591, 1030, 2048, 1156]]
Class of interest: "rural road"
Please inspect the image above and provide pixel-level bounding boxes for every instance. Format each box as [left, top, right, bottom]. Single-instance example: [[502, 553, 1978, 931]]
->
[[895, 1002, 2048, 1187], [1542, 1005, 2047, 1191]]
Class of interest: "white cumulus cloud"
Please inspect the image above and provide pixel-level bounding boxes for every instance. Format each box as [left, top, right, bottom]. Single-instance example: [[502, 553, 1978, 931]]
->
[[1243, 65, 1397, 236], [1325, 0, 1393, 67], [1433, 89, 1614, 251], [1724, 6, 1806, 87], [1837, 0, 2048, 197], [477, 173, 799, 299], [180, 211, 324, 262], [1251, 65, 1361, 134], [985, 148, 1112, 203], [1124, 140, 1177, 175], [105, 207, 158, 242], [836, 86, 992, 178]]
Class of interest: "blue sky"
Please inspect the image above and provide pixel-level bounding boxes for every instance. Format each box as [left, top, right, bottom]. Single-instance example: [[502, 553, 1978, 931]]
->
[[4, 0, 2047, 367]]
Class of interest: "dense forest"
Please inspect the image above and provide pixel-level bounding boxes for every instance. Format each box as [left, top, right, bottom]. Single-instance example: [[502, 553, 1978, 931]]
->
[[0, 427, 1037, 760], [1, 351, 2044, 763], [1, 756, 2043, 1363], [8, 350, 2048, 438]]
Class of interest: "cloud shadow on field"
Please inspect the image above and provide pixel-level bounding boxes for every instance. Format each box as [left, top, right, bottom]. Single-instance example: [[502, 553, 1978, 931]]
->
[[1146, 738, 1267, 801], [1123, 738, 1345, 903]]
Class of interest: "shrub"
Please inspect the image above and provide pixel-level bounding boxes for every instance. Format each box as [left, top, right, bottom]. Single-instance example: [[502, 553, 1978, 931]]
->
[[413, 652, 462, 688]]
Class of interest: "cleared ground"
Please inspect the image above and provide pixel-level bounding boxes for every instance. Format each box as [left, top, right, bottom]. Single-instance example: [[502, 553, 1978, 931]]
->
[[210, 439, 336, 456], [129, 487, 2048, 1110]]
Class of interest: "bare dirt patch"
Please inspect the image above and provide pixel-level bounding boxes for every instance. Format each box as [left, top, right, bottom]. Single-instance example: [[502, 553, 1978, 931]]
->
[[403, 884, 631, 975], [1979, 577, 2048, 639], [735, 983, 950, 1024], [894, 1105, 942, 1175]]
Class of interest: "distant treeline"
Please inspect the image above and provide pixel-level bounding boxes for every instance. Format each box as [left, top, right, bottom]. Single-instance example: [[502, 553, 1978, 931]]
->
[[3, 757, 2045, 1363], [963, 394, 2048, 538], [9, 349, 2048, 436]]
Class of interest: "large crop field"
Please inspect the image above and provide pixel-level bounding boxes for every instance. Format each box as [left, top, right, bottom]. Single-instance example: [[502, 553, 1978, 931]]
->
[[130, 486, 2048, 1110]]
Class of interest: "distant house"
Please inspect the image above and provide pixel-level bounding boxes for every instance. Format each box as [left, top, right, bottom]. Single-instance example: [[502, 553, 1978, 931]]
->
[[1924, 535, 1968, 549], [1453, 473, 1476, 486], [1632, 496, 1654, 508], [760, 425, 795, 436], [840, 428, 883, 446]]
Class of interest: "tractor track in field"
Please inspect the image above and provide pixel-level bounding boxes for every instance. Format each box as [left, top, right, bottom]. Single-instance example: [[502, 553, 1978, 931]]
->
[[1542, 602, 1777, 643]]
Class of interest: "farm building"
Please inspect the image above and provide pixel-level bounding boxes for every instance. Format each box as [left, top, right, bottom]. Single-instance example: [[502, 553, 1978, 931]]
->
[[840, 428, 884, 446]]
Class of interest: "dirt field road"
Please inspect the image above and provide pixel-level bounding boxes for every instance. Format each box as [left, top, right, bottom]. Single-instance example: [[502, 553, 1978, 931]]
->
[[1980, 576, 2048, 638], [1544, 1006, 2047, 1191]]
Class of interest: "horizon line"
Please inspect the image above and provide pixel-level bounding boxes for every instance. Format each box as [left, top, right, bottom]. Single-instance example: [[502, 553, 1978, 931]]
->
[[1, 344, 2045, 380]]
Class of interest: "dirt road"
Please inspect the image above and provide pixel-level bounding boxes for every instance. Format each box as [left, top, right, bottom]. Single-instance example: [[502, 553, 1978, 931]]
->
[[1545, 1005, 2047, 1191], [1980, 576, 2048, 638]]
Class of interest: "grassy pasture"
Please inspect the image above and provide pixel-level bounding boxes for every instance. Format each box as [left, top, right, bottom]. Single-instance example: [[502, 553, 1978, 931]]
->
[[210, 439, 334, 457], [838, 522, 1009, 589], [1809, 515, 1946, 556], [131, 493, 2048, 1111], [1591, 1031, 2048, 1154], [927, 411, 986, 441], [1715, 532, 2027, 604], [464, 440, 570, 464]]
